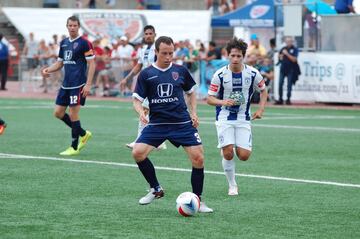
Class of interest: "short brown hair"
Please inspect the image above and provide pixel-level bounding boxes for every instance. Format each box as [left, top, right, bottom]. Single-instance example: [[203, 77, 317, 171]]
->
[[67, 15, 80, 26], [155, 36, 174, 51]]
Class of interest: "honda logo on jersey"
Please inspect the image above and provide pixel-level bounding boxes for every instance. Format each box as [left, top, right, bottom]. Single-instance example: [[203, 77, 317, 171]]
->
[[64, 50, 72, 60], [157, 83, 173, 97]]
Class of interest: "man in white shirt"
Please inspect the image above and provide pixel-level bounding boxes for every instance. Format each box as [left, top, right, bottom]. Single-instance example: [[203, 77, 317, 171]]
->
[[116, 35, 134, 95], [207, 37, 268, 196]]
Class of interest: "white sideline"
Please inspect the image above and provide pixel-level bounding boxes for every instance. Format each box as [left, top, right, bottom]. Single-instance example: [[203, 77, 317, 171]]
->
[[1, 153, 359, 189]]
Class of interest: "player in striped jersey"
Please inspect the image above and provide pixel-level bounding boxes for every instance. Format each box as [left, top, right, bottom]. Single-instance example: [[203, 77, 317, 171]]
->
[[120, 25, 166, 150], [207, 38, 268, 196], [42, 16, 95, 156]]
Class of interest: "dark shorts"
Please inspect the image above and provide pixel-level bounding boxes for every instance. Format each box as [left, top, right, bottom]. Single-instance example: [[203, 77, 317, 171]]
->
[[137, 122, 202, 148], [55, 87, 86, 107]]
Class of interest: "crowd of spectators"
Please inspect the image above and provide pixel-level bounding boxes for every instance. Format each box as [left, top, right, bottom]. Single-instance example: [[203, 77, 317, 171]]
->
[[20, 31, 276, 101]]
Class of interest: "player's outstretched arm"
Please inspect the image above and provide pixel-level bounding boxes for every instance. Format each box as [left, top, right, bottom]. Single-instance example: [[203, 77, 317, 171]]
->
[[41, 61, 63, 78], [120, 63, 142, 89], [252, 88, 268, 120]]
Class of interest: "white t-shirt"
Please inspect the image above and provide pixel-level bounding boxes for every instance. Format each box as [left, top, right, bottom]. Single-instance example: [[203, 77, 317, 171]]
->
[[116, 44, 134, 70], [208, 64, 265, 122]]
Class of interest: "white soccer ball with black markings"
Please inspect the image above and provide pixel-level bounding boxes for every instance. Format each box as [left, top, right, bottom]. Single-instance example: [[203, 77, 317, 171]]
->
[[176, 192, 200, 217]]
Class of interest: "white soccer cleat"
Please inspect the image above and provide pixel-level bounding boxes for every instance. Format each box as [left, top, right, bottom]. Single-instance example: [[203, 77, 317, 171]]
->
[[228, 185, 238, 196], [198, 202, 214, 213], [125, 142, 135, 149], [139, 187, 164, 205]]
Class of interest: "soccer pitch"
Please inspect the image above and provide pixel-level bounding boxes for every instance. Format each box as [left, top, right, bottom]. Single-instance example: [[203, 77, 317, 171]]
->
[[1, 98, 359, 239]]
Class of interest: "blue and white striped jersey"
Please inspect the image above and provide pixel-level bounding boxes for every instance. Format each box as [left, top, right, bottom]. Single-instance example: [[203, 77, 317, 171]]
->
[[137, 43, 156, 69], [208, 64, 265, 122]]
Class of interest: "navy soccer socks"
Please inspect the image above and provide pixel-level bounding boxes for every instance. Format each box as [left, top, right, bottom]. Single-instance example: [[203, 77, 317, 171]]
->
[[71, 120, 86, 150], [191, 167, 204, 200], [61, 113, 72, 128], [137, 157, 160, 189]]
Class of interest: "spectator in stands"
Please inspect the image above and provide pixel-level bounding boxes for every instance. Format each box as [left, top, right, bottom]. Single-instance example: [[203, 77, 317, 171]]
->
[[267, 38, 276, 61], [38, 39, 51, 93], [174, 40, 189, 65], [245, 53, 258, 68], [22, 32, 39, 82], [276, 36, 299, 105], [335, 0, 355, 14], [52, 34, 59, 46], [95, 46, 113, 96], [0, 33, 9, 91], [198, 42, 207, 60], [184, 43, 200, 82], [48, 42, 62, 88], [221, 47, 228, 60], [247, 34, 267, 58], [258, 57, 274, 101], [206, 41, 222, 61], [219, 0, 234, 14], [116, 36, 134, 96], [93, 38, 105, 83]]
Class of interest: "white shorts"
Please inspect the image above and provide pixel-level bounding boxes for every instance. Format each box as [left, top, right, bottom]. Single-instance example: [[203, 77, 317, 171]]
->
[[215, 121, 252, 151]]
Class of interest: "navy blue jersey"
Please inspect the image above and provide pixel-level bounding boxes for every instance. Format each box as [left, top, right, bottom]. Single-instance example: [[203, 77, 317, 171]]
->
[[58, 36, 94, 89], [133, 63, 196, 125]]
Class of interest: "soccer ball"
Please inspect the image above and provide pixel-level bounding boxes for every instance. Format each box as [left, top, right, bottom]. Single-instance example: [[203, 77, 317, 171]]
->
[[176, 192, 200, 217]]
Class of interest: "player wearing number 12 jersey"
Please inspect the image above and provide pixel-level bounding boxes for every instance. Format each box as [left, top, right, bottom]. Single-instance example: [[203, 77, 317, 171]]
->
[[42, 15, 95, 156], [207, 38, 268, 196]]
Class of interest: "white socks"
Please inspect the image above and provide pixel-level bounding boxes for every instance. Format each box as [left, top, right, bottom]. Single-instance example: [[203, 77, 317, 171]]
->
[[222, 158, 237, 187]]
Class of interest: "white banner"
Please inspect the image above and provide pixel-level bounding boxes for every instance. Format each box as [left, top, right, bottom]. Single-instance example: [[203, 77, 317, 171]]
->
[[2, 7, 211, 45], [274, 52, 360, 104]]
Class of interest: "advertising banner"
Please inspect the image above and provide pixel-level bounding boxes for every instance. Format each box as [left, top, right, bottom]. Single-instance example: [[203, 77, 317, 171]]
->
[[274, 52, 360, 103]]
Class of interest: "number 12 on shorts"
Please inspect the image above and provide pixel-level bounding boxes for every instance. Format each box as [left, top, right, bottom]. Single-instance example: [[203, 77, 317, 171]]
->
[[70, 95, 78, 104]]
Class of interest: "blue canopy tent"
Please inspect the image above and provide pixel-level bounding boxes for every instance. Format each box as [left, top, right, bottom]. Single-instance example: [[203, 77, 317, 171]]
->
[[211, 0, 275, 28], [305, 0, 337, 15]]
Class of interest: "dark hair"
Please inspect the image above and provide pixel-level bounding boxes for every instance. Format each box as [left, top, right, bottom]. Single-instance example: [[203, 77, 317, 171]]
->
[[144, 25, 155, 33], [226, 37, 248, 56], [67, 15, 80, 26], [155, 36, 174, 51], [209, 41, 216, 47], [270, 38, 276, 47], [0, 33, 3, 41]]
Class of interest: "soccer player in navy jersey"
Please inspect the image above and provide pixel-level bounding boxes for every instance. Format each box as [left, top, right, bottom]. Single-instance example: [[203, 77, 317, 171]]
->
[[42, 16, 95, 156], [207, 38, 268, 196], [132, 36, 213, 213]]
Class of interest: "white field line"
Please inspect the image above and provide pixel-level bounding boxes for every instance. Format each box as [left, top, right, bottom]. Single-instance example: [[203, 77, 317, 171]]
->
[[201, 116, 359, 121], [1, 104, 359, 132], [0, 105, 132, 110], [1, 153, 359, 189], [200, 121, 360, 132]]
